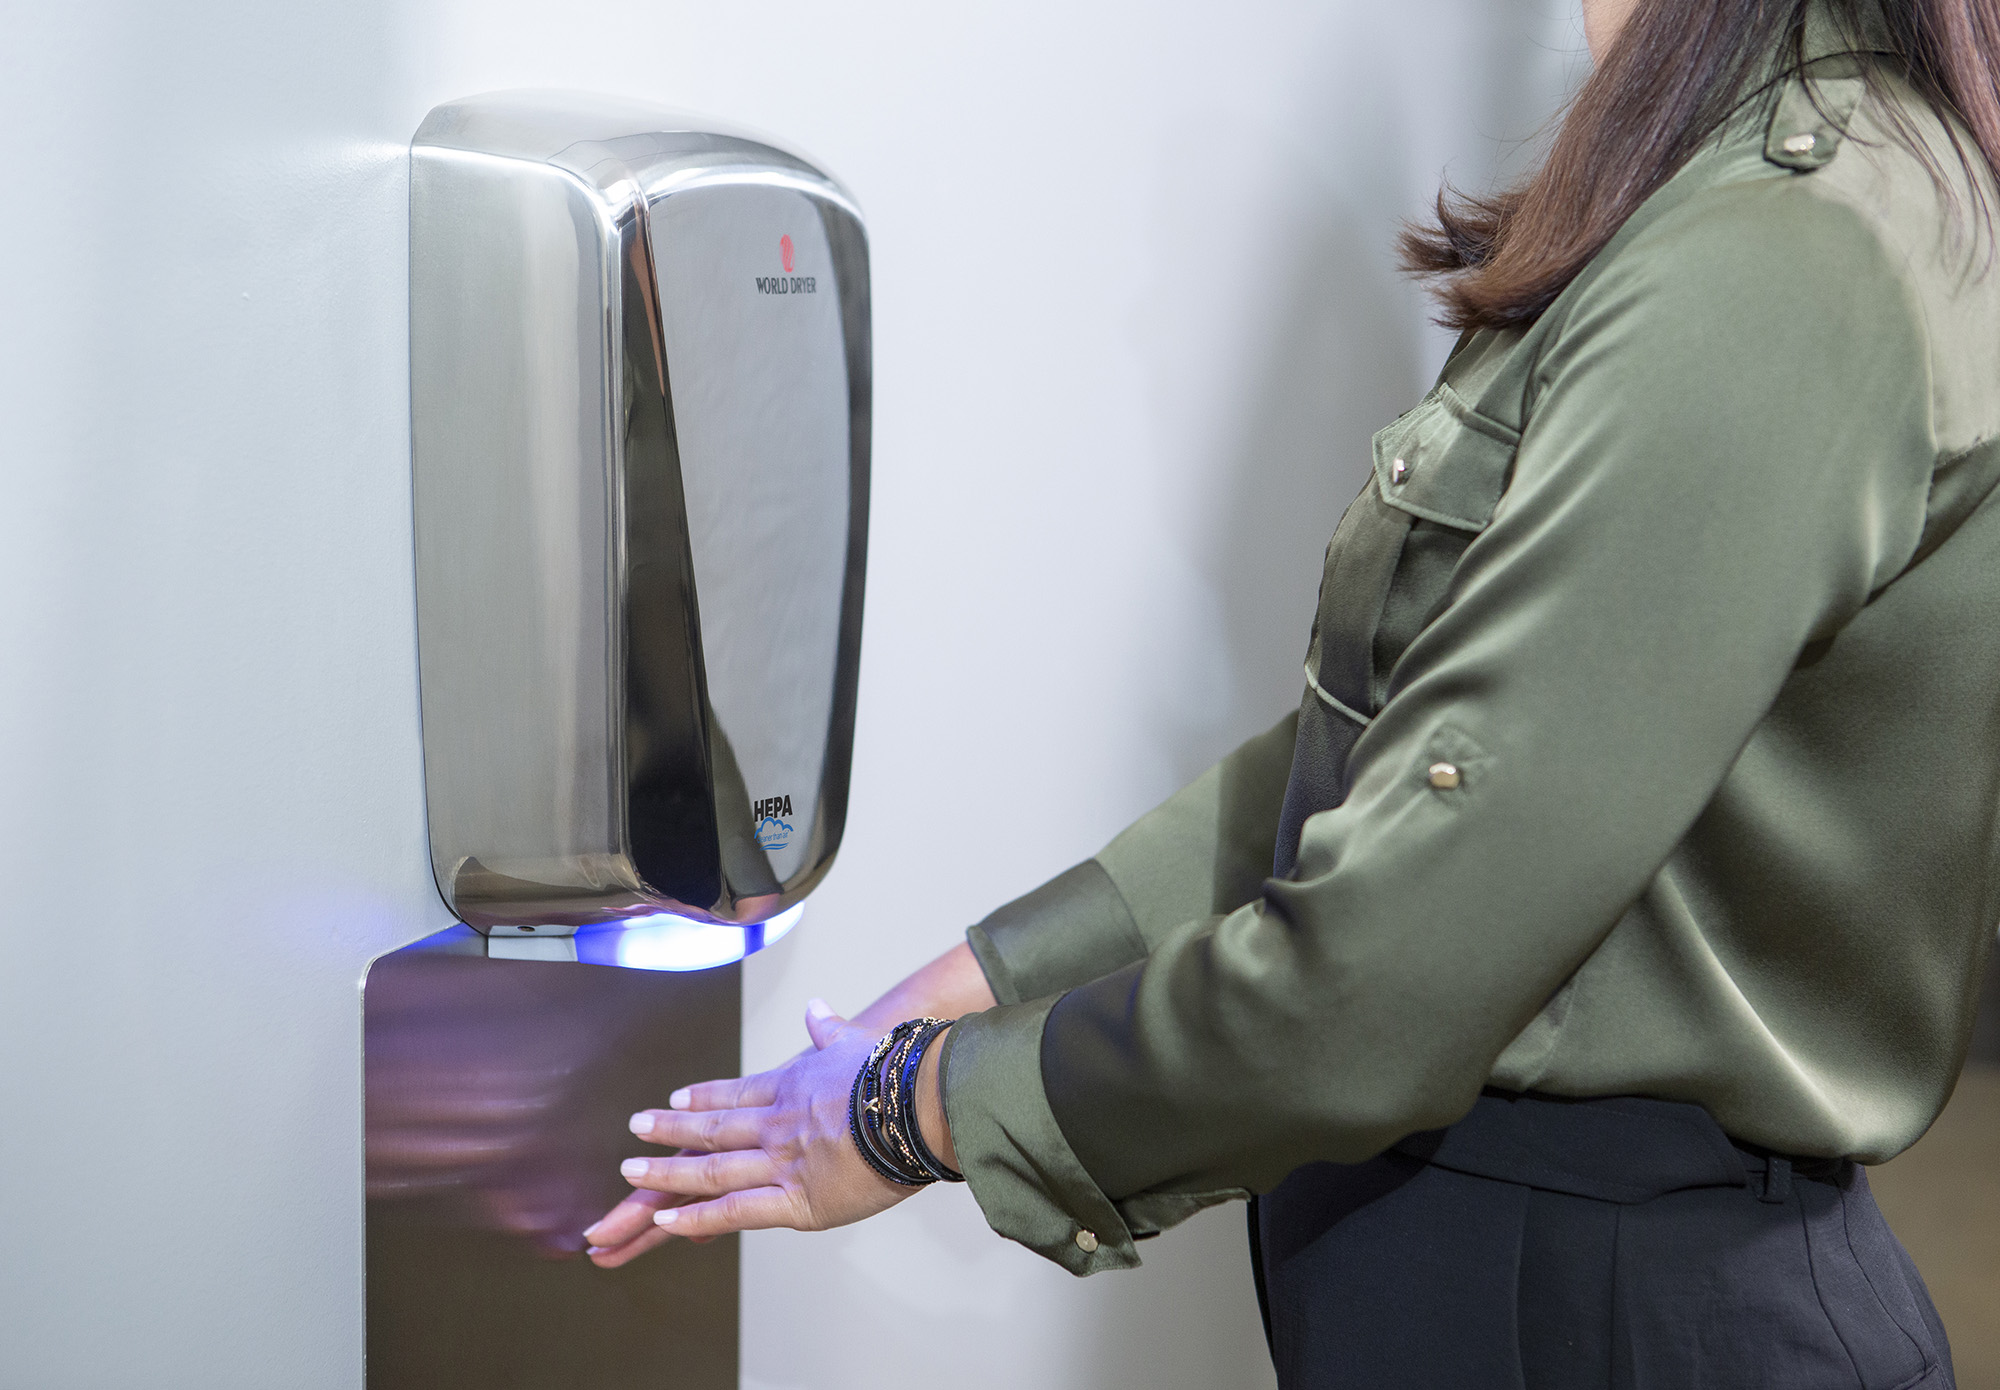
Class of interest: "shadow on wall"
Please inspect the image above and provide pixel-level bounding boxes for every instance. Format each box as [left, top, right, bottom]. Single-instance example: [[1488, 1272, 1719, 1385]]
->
[[1163, 0, 1579, 783], [0, 0, 444, 1385], [1193, 205, 1424, 753]]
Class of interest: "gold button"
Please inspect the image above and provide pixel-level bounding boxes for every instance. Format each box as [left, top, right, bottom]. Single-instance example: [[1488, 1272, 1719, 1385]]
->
[[1391, 457, 1409, 485], [1074, 1229, 1099, 1253], [1782, 132, 1817, 155], [1427, 762, 1462, 790]]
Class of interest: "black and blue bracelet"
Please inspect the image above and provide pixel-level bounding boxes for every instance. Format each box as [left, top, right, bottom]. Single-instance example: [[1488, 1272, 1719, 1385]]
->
[[847, 1017, 964, 1186], [848, 1028, 924, 1186], [895, 1018, 964, 1182]]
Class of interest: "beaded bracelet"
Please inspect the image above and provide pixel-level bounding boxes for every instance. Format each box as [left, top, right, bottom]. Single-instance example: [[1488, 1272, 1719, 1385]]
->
[[859, 1020, 943, 1184], [848, 1029, 924, 1186], [896, 1019, 964, 1183], [847, 1017, 965, 1186]]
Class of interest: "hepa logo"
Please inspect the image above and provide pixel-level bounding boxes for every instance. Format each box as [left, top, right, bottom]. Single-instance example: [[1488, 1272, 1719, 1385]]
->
[[755, 234, 817, 296], [752, 794, 794, 822], [753, 794, 795, 852]]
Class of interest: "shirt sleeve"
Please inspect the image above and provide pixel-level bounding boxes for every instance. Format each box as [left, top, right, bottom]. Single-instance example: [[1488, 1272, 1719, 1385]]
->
[[965, 710, 1298, 1005], [942, 180, 1939, 1273]]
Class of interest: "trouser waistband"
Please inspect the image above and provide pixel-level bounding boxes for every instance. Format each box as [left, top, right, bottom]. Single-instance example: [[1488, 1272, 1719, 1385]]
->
[[1390, 1089, 1849, 1205]]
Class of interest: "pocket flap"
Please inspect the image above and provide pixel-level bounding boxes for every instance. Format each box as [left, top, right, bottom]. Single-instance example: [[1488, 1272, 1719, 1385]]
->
[[1371, 385, 1518, 531]]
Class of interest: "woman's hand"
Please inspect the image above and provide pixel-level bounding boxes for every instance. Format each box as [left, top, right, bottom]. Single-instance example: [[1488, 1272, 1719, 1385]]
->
[[583, 1000, 946, 1267], [583, 940, 990, 1266]]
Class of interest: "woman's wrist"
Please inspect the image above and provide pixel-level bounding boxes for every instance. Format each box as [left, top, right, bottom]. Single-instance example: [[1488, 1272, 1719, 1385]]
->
[[915, 1023, 958, 1173], [845, 941, 986, 1176], [852, 941, 997, 1033]]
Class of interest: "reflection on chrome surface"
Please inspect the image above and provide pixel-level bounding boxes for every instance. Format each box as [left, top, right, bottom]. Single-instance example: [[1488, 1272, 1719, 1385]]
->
[[364, 924, 740, 1388]]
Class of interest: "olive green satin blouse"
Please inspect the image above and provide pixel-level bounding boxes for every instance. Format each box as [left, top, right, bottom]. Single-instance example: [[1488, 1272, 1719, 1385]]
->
[[940, 30, 2000, 1276]]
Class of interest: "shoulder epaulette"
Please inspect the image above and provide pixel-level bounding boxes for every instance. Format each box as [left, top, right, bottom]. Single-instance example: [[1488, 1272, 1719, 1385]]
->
[[1764, 64, 1867, 171]]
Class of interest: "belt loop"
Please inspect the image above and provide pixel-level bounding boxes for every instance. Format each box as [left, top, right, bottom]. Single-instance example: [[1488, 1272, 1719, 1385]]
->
[[1760, 1155, 1793, 1204]]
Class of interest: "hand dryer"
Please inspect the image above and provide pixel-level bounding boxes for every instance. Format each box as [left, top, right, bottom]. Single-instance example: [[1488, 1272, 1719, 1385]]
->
[[409, 92, 870, 938]]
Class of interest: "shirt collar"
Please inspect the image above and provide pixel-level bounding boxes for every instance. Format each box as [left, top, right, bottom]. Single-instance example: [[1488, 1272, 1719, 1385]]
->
[[1799, 1, 1900, 66]]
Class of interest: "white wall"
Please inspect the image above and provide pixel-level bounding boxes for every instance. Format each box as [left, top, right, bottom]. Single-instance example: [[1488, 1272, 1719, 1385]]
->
[[0, 2, 1577, 1386]]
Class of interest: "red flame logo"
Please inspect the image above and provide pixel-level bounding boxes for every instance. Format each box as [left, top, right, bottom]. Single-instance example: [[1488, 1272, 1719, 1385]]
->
[[780, 234, 795, 273]]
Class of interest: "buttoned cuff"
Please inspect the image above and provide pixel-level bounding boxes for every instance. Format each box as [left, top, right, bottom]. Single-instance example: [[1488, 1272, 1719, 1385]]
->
[[940, 995, 1139, 1276], [964, 859, 1147, 1006]]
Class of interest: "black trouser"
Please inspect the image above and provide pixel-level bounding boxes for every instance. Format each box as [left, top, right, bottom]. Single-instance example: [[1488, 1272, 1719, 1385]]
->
[[1251, 1091, 1954, 1389]]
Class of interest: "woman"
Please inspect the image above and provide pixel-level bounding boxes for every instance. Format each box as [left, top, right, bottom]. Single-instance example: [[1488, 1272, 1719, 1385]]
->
[[585, 0, 2000, 1381]]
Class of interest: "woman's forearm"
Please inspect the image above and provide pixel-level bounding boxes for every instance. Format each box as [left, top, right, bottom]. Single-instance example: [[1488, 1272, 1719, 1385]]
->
[[851, 939, 997, 1031]]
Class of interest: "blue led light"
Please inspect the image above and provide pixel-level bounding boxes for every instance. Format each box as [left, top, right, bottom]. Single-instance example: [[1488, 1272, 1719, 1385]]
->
[[571, 903, 805, 972], [761, 904, 803, 947]]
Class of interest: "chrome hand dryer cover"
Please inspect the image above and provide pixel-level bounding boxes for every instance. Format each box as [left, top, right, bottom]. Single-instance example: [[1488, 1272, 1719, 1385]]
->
[[410, 92, 869, 934]]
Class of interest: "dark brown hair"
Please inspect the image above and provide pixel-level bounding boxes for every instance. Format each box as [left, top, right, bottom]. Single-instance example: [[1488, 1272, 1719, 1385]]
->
[[1402, 0, 2000, 331]]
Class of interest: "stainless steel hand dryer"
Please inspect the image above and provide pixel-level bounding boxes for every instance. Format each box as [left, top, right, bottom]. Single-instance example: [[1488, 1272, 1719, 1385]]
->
[[410, 92, 869, 936]]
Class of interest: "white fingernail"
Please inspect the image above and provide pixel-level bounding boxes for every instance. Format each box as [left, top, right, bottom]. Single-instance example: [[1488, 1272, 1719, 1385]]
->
[[806, 997, 833, 1021], [620, 1158, 649, 1179], [629, 1112, 654, 1136], [581, 1222, 605, 1241], [587, 1246, 609, 1256], [669, 1088, 691, 1110], [653, 1208, 680, 1227]]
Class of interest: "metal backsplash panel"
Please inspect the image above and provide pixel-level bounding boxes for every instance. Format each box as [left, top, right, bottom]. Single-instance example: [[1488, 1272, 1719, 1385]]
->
[[365, 928, 739, 1390]]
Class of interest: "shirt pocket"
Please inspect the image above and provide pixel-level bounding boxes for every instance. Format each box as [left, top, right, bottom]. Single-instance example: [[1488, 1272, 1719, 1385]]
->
[[1307, 383, 1519, 723]]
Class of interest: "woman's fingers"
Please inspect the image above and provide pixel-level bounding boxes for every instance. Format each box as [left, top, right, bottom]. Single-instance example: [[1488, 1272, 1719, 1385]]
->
[[649, 1186, 799, 1238], [628, 1104, 763, 1151], [666, 1070, 781, 1113], [587, 1220, 678, 1268], [582, 1188, 674, 1250], [621, 1148, 775, 1198], [582, 1189, 720, 1266], [804, 997, 848, 1050]]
